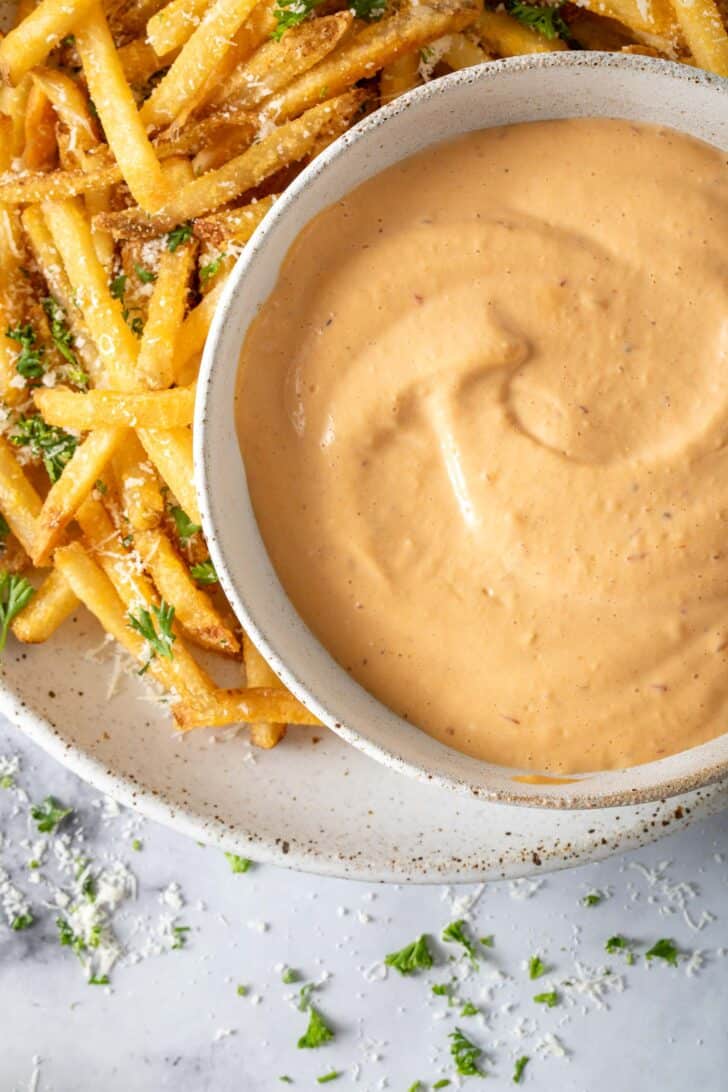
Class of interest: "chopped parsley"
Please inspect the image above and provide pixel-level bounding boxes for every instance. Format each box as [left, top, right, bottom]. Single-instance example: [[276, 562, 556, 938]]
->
[[170, 505, 201, 546], [582, 891, 602, 907], [480, 934, 494, 947], [432, 982, 455, 1002], [506, 0, 569, 39], [132, 838, 142, 851], [190, 560, 218, 585], [30, 795, 72, 833], [12, 912, 34, 930], [167, 222, 193, 252], [224, 852, 252, 873], [384, 934, 433, 975], [528, 954, 547, 980], [236, 984, 248, 996], [297, 982, 317, 1010], [128, 601, 176, 664], [282, 966, 299, 984], [533, 989, 559, 1007], [42, 297, 87, 387], [460, 1001, 479, 1017], [94, 479, 108, 495], [317, 1073, 340, 1084], [10, 415, 78, 482], [605, 934, 628, 954], [297, 1006, 334, 1049], [171, 924, 190, 949], [134, 263, 157, 284], [88, 974, 109, 985], [110, 273, 127, 300], [0, 513, 9, 551], [279, 1079, 293, 1085], [56, 916, 88, 954], [433, 1082, 451, 1090], [199, 254, 227, 284], [449, 1027, 484, 1077], [272, 0, 323, 40], [645, 938, 679, 966], [408, 1084, 423, 1092], [81, 874, 97, 902], [349, 0, 386, 16], [109, 272, 144, 336], [0, 773, 14, 788], [0, 572, 35, 651], [513, 1056, 529, 1084], [442, 919, 478, 964], [5, 323, 44, 380]]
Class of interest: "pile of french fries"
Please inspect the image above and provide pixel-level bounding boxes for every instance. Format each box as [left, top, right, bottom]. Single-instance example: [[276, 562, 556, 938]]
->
[[0, 0, 725, 748]]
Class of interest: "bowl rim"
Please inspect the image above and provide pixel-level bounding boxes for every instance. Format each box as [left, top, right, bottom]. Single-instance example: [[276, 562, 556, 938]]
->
[[195, 51, 728, 810]]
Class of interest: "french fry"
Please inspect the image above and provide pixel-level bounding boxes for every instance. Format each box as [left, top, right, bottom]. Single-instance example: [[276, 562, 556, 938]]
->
[[215, 12, 355, 114], [476, 10, 568, 55], [173, 687, 321, 730], [75, 4, 170, 213], [670, 0, 728, 73], [112, 434, 165, 530], [42, 198, 139, 390], [137, 243, 196, 391], [266, 0, 480, 124], [54, 540, 217, 702], [22, 83, 58, 171], [574, 0, 678, 38], [76, 494, 164, 611], [190, 125, 256, 176], [146, 0, 211, 57], [192, 193, 276, 246], [34, 386, 196, 430], [21, 205, 105, 387], [444, 31, 490, 69], [32, 427, 125, 566], [173, 279, 225, 385], [381, 51, 421, 104], [0, 217, 25, 403], [0, 158, 123, 206], [98, 93, 366, 238], [12, 568, 78, 643], [188, 0, 278, 118], [134, 527, 239, 655], [117, 37, 172, 88], [139, 0, 261, 131], [243, 631, 285, 748], [137, 427, 200, 526], [31, 68, 100, 161], [0, 435, 43, 554], [108, 0, 168, 38], [0, 0, 98, 85]]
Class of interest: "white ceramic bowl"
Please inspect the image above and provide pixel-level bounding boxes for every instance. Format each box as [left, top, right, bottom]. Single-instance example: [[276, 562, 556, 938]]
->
[[196, 53, 728, 810]]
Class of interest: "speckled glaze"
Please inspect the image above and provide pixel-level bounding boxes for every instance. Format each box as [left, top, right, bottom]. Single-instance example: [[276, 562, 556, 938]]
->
[[196, 53, 728, 811]]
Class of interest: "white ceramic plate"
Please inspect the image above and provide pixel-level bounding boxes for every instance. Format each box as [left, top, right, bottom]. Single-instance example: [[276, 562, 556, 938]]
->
[[2, 609, 727, 882]]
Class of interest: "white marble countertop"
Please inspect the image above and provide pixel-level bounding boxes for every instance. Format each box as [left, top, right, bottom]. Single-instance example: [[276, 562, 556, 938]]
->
[[2, 716, 727, 1092]]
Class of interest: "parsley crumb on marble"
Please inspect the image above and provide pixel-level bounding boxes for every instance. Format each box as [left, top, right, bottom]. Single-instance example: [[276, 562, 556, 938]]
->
[[442, 919, 479, 964], [513, 1056, 529, 1083], [433, 1081, 451, 1090], [30, 796, 72, 833], [479, 934, 494, 947], [237, 984, 248, 996], [297, 1006, 334, 1049], [449, 1027, 484, 1077], [316, 1072, 340, 1084], [645, 938, 679, 966], [224, 853, 252, 873], [528, 954, 547, 980], [282, 966, 299, 983], [582, 891, 602, 907], [171, 925, 190, 949], [533, 989, 559, 1007], [384, 934, 433, 975], [132, 839, 142, 851], [11, 913, 34, 931]]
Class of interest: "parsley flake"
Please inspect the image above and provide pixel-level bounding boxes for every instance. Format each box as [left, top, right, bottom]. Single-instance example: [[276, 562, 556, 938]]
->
[[513, 1056, 529, 1084], [237, 984, 248, 996], [433, 1082, 451, 1090], [645, 938, 679, 966], [0, 572, 35, 651], [384, 934, 433, 975], [460, 1001, 479, 1017], [110, 274, 127, 300], [190, 560, 218, 585], [506, 0, 569, 39], [528, 955, 547, 980], [533, 989, 559, 1007], [605, 934, 628, 954], [0, 513, 9, 551], [225, 852, 251, 873], [199, 253, 227, 284], [449, 1027, 484, 1077], [582, 891, 602, 907], [12, 912, 34, 930], [442, 919, 478, 964], [42, 297, 87, 387], [170, 505, 201, 545], [282, 966, 299, 983], [5, 323, 44, 380], [10, 415, 78, 483], [480, 934, 494, 947], [128, 601, 176, 664], [317, 1073, 340, 1084], [88, 974, 109, 985], [132, 838, 142, 851], [31, 795, 72, 833], [134, 263, 157, 284], [297, 1006, 334, 1049], [171, 924, 190, 949], [0, 773, 13, 788], [167, 222, 193, 252]]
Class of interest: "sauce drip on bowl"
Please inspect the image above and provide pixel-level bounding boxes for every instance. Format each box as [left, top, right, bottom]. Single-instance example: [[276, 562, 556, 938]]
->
[[237, 118, 728, 774]]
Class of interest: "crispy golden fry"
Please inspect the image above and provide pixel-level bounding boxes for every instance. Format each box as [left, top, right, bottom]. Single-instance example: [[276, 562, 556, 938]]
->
[[0, 215, 25, 402], [670, 0, 728, 72], [476, 10, 568, 55], [108, 0, 168, 38], [42, 198, 139, 390], [192, 194, 276, 246], [76, 494, 163, 610], [575, 0, 678, 38], [0, 157, 123, 206], [381, 50, 421, 104], [173, 279, 225, 385], [22, 83, 58, 171], [190, 0, 278, 118], [134, 527, 240, 655], [12, 567, 78, 643], [112, 434, 165, 530], [31, 68, 100, 160], [173, 687, 321, 730], [21, 205, 105, 386], [216, 11, 355, 114], [98, 93, 365, 238], [137, 427, 200, 526], [266, 0, 479, 124], [33, 428, 125, 566], [54, 540, 217, 701], [0, 78, 31, 158], [243, 631, 285, 748], [140, 0, 261, 131], [566, 10, 643, 50], [444, 31, 491, 69], [75, 4, 170, 213], [0, 436, 43, 555], [0, 0, 98, 85], [146, 0, 210, 58], [137, 244, 196, 390], [118, 37, 172, 87], [190, 125, 256, 176], [34, 386, 196, 430]]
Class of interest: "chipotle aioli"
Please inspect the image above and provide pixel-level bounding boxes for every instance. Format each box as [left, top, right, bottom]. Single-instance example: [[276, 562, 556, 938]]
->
[[237, 119, 728, 774]]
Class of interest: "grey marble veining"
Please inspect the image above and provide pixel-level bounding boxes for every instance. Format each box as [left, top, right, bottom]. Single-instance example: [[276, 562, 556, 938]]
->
[[1, 718, 727, 1092]]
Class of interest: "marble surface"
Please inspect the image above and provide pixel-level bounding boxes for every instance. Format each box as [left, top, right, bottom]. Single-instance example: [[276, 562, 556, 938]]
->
[[2, 717, 727, 1092]]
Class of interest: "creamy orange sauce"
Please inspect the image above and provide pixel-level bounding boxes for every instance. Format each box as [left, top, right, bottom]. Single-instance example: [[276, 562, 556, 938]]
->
[[237, 119, 728, 774]]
